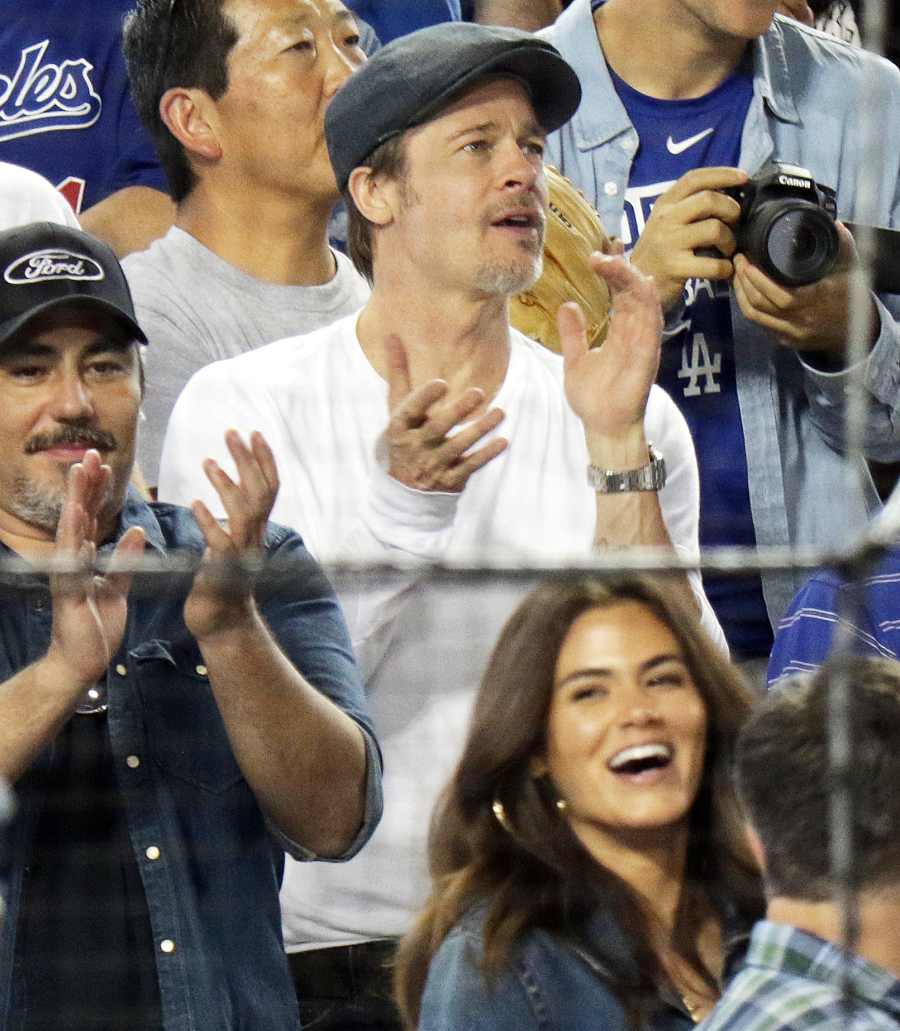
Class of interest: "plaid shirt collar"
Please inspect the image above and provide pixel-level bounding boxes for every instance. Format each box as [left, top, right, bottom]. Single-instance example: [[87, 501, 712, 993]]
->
[[746, 920, 900, 1018]]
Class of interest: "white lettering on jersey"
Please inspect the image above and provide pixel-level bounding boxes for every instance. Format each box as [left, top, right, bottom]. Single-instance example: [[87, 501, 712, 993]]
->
[[619, 180, 676, 248], [677, 333, 722, 397], [0, 41, 102, 142]]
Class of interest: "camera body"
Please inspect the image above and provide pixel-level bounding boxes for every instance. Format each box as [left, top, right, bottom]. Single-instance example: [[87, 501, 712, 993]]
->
[[723, 162, 839, 287]]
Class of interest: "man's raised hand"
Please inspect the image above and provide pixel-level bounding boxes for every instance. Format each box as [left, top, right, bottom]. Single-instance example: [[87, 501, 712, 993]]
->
[[48, 450, 145, 689], [559, 253, 662, 441], [186, 429, 278, 640], [384, 335, 508, 493]]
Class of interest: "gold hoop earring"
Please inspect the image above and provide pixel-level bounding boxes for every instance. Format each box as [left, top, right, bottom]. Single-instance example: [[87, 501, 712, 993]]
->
[[492, 799, 513, 833]]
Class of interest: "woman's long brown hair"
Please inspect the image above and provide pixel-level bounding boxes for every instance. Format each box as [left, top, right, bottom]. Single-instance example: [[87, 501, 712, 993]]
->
[[394, 575, 762, 1029]]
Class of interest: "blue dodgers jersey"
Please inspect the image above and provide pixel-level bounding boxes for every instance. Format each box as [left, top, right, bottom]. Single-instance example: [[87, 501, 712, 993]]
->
[[0, 1, 167, 213], [345, 1, 461, 44], [610, 66, 773, 658]]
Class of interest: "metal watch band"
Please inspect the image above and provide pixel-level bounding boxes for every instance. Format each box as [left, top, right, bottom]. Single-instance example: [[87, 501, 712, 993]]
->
[[587, 444, 667, 493]]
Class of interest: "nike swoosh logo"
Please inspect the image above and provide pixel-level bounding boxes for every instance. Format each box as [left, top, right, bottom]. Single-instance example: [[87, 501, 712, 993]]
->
[[666, 127, 714, 155]]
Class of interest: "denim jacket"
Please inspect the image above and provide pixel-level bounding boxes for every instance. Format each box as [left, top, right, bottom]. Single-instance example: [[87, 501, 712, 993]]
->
[[0, 491, 382, 1030], [541, 2, 900, 626], [419, 906, 696, 1031]]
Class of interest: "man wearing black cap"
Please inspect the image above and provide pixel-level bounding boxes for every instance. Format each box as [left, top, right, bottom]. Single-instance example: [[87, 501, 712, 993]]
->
[[159, 24, 719, 1030], [0, 222, 381, 1030]]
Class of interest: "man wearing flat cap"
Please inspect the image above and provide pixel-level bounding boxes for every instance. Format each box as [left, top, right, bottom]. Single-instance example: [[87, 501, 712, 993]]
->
[[159, 23, 720, 1029], [0, 222, 381, 1030]]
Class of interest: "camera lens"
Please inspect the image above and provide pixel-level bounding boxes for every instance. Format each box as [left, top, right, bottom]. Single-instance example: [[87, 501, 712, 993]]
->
[[747, 201, 839, 286]]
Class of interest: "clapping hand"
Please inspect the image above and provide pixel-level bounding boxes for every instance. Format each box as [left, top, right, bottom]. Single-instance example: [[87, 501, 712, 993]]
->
[[48, 450, 145, 688], [384, 335, 508, 493], [185, 430, 278, 640], [559, 253, 662, 441]]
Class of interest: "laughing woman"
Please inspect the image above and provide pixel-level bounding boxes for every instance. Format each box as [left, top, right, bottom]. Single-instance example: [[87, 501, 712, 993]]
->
[[394, 577, 763, 1030]]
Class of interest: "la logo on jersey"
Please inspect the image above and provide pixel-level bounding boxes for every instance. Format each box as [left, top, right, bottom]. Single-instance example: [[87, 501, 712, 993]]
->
[[0, 40, 102, 142], [4, 250, 105, 285], [622, 183, 726, 398]]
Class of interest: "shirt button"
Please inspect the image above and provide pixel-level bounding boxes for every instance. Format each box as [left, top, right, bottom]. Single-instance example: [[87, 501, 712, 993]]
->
[[160, 939, 176, 954], [604, 181, 619, 197], [126, 755, 141, 769], [115, 664, 127, 676], [195, 664, 208, 677], [145, 845, 161, 861]]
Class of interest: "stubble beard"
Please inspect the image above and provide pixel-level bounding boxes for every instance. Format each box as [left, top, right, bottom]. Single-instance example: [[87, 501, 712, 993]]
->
[[474, 243, 544, 298], [8, 477, 68, 534], [7, 471, 118, 536], [11, 424, 125, 534], [397, 172, 546, 297]]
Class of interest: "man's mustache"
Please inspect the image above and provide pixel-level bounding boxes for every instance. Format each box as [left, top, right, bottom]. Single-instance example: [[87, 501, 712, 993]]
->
[[25, 424, 118, 455]]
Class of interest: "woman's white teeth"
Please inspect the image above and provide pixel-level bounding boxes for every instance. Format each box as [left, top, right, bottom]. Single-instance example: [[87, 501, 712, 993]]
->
[[609, 743, 672, 772]]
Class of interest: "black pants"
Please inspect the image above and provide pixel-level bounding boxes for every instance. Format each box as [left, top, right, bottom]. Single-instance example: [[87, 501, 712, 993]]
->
[[289, 940, 403, 1031]]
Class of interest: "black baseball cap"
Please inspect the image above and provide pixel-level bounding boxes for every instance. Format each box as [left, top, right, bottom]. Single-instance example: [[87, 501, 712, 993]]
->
[[326, 23, 582, 193], [0, 222, 147, 348]]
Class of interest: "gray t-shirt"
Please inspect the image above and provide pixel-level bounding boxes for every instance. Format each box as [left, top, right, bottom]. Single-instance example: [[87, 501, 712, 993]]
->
[[123, 226, 370, 484]]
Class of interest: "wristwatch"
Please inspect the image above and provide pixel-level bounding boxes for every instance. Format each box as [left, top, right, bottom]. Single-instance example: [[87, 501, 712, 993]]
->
[[587, 443, 666, 493]]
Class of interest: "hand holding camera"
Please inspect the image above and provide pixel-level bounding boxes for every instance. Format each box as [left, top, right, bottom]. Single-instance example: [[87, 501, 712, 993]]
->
[[725, 161, 878, 357], [633, 160, 878, 358], [731, 219, 875, 357], [628, 165, 749, 312], [720, 162, 840, 287]]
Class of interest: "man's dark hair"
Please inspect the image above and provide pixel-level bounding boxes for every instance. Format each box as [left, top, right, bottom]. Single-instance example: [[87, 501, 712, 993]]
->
[[123, 0, 239, 203], [737, 655, 900, 901], [344, 135, 409, 285]]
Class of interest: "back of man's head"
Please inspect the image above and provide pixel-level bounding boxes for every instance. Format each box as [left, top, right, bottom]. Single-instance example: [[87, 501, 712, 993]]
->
[[123, 0, 239, 203], [737, 655, 900, 901]]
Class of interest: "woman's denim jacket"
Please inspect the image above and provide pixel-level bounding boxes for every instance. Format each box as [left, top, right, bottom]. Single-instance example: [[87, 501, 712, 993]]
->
[[420, 906, 701, 1031]]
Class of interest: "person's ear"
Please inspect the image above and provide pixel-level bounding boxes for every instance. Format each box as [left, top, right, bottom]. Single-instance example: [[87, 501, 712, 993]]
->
[[348, 166, 398, 228], [159, 87, 223, 163]]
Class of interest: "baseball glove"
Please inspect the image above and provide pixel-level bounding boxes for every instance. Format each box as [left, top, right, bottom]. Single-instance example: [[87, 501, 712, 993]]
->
[[509, 165, 613, 353]]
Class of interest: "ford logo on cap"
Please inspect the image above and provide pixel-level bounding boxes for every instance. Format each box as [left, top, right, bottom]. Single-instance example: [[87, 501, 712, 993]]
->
[[4, 249, 105, 286]]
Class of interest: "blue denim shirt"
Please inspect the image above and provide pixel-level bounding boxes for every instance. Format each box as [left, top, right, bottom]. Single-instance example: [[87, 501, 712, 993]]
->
[[0, 491, 382, 1030], [419, 907, 696, 1031], [541, 2, 900, 627]]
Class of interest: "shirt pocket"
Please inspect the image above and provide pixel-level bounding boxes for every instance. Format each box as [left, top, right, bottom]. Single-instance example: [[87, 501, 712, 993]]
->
[[130, 639, 244, 793]]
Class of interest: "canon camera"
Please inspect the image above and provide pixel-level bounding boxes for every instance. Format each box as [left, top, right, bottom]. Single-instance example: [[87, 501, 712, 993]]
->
[[723, 162, 839, 287]]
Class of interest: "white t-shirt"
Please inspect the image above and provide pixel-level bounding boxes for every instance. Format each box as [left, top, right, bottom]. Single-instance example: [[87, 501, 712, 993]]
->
[[0, 161, 81, 230], [123, 226, 370, 484], [159, 311, 719, 950]]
